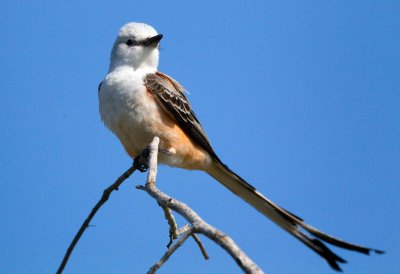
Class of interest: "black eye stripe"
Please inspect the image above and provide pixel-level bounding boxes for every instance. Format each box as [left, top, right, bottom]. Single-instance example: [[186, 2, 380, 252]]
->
[[126, 39, 136, 46], [125, 37, 156, 47]]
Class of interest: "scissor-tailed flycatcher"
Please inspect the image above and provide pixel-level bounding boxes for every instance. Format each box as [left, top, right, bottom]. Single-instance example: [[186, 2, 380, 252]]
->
[[98, 22, 382, 271]]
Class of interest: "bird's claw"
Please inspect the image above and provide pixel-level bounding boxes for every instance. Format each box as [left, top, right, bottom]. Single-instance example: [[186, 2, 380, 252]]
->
[[136, 162, 148, 173], [133, 147, 150, 172]]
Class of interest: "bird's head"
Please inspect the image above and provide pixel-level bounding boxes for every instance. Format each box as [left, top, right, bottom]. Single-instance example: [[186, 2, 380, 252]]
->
[[109, 22, 162, 72]]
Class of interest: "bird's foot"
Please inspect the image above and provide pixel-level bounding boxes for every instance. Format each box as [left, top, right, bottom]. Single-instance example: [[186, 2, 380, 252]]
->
[[133, 147, 150, 172]]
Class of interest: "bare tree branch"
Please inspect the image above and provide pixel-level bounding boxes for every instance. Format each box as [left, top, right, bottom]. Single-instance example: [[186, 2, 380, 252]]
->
[[162, 205, 192, 248], [58, 136, 263, 273], [176, 224, 191, 237], [145, 137, 159, 185], [137, 137, 264, 274], [191, 233, 209, 260], [162, 206, 179, 247], [147, 229, 193, 274], [57, 159, 142, 273]]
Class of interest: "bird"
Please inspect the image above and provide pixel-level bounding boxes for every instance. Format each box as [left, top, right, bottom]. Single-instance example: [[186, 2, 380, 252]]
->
[[98, 22, 383, 271]]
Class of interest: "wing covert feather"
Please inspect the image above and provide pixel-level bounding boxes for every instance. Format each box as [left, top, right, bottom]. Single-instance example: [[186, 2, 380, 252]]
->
[[144, 72, 220, 162]]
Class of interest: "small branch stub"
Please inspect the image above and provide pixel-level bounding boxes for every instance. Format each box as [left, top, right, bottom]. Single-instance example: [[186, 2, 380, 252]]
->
[[148, 230, 193, 274], [191, 233, 209, 260]]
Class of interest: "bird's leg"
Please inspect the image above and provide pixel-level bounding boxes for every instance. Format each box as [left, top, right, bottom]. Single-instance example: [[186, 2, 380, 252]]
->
[[133, 147, 150, 172], [134, 144, 174, 172]]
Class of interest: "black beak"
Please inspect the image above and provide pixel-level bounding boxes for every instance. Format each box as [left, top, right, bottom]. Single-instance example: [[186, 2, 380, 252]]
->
[[143, 34, 163, 47]]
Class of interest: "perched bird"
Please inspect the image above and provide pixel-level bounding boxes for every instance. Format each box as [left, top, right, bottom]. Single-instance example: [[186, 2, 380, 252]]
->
[[98, 22, 382, 271]]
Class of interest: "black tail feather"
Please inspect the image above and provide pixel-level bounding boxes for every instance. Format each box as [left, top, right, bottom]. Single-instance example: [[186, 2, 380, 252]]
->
[[274, 206, 384, 271], [268, 195, 384, 270], [300, 222, 384, 255], [208, 161, 384, 271], [293, 230, 347, 271]]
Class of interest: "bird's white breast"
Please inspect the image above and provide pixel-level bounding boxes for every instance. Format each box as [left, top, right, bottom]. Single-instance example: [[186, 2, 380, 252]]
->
[[98, 67, 161, 156], [98, 67, 211, 169]]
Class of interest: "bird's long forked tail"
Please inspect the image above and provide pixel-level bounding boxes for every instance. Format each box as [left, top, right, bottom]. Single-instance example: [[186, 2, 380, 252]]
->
[[207, 161, 384, 272]]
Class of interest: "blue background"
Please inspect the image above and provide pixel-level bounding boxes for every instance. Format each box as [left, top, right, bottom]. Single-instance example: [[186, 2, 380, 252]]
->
[[0, 1, 398, 273]]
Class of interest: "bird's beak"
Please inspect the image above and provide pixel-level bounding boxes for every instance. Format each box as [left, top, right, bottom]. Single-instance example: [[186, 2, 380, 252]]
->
[[143, 34, 163, 47]]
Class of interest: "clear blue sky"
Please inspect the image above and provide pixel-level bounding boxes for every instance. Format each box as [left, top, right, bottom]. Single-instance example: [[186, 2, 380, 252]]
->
[[0, 1, 398, 274]]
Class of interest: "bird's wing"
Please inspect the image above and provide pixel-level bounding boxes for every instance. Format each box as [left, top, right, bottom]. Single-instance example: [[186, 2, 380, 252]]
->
[[144, 71, 383, 272], [144, 71, 220, 162]]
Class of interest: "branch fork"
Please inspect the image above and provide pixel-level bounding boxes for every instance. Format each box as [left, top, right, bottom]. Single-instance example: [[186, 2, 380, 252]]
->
[[57, 137, 263, 274]]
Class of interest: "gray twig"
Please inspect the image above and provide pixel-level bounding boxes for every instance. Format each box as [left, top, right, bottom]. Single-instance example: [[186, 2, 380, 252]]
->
[[138, 137, 264, 274], [162, 206, 179, 247], [56, 164, 138, 274], [59, 136, 263, 274], [147, 229, 193, 274], [191, 233, 209, 260]]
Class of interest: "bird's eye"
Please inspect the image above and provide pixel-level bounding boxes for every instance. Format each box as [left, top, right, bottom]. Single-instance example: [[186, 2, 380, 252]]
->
[[126, 39, 135, 46]]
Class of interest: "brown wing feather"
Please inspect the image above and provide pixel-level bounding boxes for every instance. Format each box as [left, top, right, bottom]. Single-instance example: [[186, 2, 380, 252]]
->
[[144, 72, 383, 272], [144, 72, 221, 162]]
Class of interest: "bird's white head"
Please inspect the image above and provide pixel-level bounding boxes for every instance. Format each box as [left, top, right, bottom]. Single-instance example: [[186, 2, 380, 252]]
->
[[109, 22, 162, 72]]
